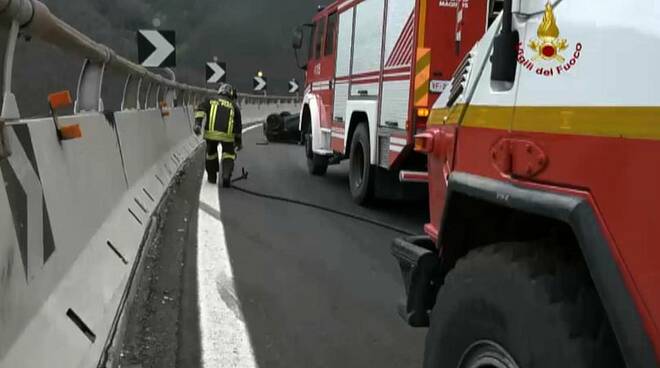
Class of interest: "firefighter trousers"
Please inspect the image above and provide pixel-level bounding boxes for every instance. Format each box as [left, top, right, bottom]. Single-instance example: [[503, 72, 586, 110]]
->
[[206, 139, 236, 181]]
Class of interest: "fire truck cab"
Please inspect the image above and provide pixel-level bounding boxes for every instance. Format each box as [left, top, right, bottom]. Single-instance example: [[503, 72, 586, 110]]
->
[[293, 0, 494, 204], [392, 0, 660, 367]]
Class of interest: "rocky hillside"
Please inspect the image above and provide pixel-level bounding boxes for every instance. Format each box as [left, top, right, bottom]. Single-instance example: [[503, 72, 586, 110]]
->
[[4, 0, 323, 116]]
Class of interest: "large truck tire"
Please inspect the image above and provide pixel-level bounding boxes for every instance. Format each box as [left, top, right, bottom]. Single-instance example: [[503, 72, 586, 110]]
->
[[305, 133, 328, 175], [424, 242, 622, 368], [349, 123, 375, 205]]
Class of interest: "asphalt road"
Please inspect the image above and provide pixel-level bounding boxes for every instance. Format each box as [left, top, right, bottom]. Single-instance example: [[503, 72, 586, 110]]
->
[[116, 126, 429, 368], [214, 127, 428, 368]]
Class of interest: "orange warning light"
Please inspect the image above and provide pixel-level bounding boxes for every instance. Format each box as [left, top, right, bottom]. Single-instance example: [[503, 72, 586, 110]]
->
[[417, 107, 430, 118], [414, 133, 434, 153], [58, 124, 82, 140], [48, 90, 73, 110]]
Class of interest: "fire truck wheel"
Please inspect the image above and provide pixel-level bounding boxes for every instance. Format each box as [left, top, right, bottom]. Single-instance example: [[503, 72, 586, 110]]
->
[[305, 133, 328, 175], [423, 242, 622, 368], [349, 124, 374, 205]]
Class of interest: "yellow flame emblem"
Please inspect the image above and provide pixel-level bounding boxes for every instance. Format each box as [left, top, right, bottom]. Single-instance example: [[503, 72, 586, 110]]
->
[[528, 2, 569, 62]]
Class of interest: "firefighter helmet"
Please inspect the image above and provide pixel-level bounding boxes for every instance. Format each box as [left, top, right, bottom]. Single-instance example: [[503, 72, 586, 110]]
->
[[217, 84, 237, 100]]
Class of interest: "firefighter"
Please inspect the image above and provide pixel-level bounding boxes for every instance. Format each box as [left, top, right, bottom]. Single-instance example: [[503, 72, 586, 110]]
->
[[194, 84, 242, 187]]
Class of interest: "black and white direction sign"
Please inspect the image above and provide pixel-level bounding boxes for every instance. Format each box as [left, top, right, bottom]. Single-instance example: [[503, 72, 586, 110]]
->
[[137, 30, 176, 67], [253, 76, 268, 92], [206, 62, 227, 83], [288, 79, 299, 94]]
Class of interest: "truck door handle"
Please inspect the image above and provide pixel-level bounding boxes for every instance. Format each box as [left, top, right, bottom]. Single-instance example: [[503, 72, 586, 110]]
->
[[385, 121, 398, 127], [358, 90, 369, 96]]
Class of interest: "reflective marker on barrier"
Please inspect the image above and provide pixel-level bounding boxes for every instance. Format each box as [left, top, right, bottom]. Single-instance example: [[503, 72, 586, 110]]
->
[[58, 124, 83, 140], [160, 101, 171, 117], [48, 90, 79, 141], [48, 90, 73, 109]]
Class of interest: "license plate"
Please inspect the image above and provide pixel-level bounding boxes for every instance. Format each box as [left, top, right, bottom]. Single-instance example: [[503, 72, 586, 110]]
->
[[429, 80, 450, 94]]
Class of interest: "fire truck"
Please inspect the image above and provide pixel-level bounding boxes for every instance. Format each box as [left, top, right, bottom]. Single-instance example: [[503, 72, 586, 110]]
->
[[292, 0, 498, 204], [392, 0, 660, 367]]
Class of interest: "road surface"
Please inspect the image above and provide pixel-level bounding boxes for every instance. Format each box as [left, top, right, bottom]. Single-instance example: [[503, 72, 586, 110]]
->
[[118, 125, 429, 368]]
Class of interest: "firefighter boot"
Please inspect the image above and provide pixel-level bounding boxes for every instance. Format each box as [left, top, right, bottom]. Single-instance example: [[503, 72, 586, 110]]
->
[[207, 171, 217, 184], [221, 159, 234, 188], [206, 141, 220, 184]]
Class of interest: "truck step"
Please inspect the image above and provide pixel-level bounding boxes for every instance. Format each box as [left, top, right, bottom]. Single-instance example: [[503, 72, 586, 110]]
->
[[391, 235, 440, 327]]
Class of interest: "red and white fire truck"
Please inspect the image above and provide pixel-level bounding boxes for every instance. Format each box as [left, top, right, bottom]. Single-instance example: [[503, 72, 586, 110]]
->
[[392, 0, 660, 367], [292, 0, 496, 204]]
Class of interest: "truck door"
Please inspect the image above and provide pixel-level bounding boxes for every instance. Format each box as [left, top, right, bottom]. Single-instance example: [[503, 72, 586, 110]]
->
[[424, 8, 521, 238], [378, 0, 415, 167], [509, 2, 572, 179], [332, 8, 354, 153], [308, 11, 338, 131], [450, 8, 521, 178]]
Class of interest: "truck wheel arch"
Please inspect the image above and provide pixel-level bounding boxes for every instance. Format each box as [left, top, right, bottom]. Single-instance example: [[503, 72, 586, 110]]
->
[[345, 111, 369, 159], [434, 172, 657, 368], [300, 94, 324, 154], [300, 103, 311, 140]]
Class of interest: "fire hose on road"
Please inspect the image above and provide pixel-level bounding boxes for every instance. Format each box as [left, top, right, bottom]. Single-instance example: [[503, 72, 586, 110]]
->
[[228, 168, 415, 236]]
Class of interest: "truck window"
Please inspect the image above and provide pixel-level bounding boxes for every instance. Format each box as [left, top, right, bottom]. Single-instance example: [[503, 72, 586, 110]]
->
[[308, 23, 316, 61], [489, 0, 504, 26], [335, 9, 354, 77], [352, 0, 385, 74], [325, 12, 338, 56], [314, 19, 326, 59]]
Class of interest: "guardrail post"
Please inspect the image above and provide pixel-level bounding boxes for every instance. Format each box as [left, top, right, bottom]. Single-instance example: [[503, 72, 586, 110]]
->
[[121, 74, 141, 110], [0, 20, 21, 159], [172, 89, 180, 107], [75, 59, 106, 113], [164, 86, 176, 107], [141, 82, 152, 109], [180, 90, 188, 106], [150, 85, 160, 109]]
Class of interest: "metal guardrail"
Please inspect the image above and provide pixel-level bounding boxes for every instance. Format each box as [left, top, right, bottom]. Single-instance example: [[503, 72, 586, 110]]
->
[[0, 0, 301, 158], [237, 93, 301, 106], [2, 0, 216, 92]]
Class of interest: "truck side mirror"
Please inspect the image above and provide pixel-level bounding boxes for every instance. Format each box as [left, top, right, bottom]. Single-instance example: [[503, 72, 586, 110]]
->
[[490, 0, 519, 85], [292, 26, 304, 50], [292, 25, 308, 70]]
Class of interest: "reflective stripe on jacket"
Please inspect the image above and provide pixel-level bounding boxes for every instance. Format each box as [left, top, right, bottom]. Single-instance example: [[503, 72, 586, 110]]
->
[[195, 97, 238, 142]]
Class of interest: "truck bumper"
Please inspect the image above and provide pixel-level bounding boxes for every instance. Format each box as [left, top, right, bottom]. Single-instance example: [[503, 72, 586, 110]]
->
[[390, 235, 441, 327]]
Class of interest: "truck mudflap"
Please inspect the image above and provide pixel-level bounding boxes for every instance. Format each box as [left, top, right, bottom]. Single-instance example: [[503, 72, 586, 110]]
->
[[391, 235, 441, 328]]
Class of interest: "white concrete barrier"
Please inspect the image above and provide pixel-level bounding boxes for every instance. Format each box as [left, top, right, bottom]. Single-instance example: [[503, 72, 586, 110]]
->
[[114, 109, 170, 187], [164, 106, 194, 147], [0, 1, 300, 365], [0, 104, 207, 367], [1, 112, 132, 366], [0, 99, 295, 367]]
